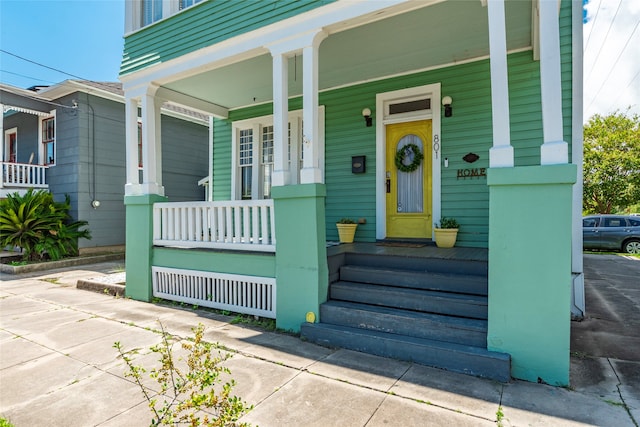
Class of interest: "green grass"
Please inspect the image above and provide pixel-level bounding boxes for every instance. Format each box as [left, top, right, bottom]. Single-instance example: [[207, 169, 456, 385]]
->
[[0, 417, 15, 427], [584, 250, 640, 259]]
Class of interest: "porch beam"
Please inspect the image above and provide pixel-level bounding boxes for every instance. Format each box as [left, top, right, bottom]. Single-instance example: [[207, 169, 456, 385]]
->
[[155, 87, 228, 119], [300, 30, 327, 184], [487, 0, 514, 168], [539, 0, 568, 165], [271, 51, 290, 187]]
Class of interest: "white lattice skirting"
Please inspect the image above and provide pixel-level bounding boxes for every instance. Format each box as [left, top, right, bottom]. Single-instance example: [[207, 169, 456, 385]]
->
[[152, 267, 276, 318]]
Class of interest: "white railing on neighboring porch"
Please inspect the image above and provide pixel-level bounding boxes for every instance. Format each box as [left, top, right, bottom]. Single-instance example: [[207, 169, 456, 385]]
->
[[153, 200, 276, 252], [0, 162, 48, 188]]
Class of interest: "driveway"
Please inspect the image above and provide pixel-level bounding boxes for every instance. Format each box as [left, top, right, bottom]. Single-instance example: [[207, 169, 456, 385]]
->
[[571, 254, 640, 422]]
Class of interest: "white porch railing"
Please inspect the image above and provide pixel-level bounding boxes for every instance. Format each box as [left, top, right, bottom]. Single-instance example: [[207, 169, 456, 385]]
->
[[152, 266, 276, 318], [153, 200, 276, 252], [0, 162, 48, 189]]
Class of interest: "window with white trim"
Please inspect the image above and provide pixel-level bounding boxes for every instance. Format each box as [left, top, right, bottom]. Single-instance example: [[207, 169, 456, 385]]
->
[[142, 0, 163, 26], [129, 0, 204, 32], [137, 120, 143, 168], [40, 114, 55, 166], [232, 108, 324, 200], [239, 128, 253, 199], [4, 128, 18, 163], [179, 0, 203, 10]]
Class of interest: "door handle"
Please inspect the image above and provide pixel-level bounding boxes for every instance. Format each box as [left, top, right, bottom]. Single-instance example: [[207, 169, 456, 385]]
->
[[386, 179, 391, 193]]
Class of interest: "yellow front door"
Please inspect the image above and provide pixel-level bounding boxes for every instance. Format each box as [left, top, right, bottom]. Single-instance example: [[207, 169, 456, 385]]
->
[[385, 120, 432, 238]]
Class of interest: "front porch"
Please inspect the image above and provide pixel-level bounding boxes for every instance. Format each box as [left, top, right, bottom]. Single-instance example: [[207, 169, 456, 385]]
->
[[130, 195, 505, 378], [120, 0, 582, 386]]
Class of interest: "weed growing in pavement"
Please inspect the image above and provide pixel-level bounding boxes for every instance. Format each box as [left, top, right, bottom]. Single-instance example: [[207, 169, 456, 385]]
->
[[496, 406, 505, 427], [114, 322, 252, 426], [0, 417, 15, 427], [230, 314, 276, 331], [570, 351, 589, 359]]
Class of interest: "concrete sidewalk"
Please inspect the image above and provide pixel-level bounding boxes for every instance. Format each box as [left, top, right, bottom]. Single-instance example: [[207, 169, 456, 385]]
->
[[0, 260, 637, 426]]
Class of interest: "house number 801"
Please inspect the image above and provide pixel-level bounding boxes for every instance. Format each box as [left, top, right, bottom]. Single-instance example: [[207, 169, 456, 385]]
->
[[433, 135, 440, 158]]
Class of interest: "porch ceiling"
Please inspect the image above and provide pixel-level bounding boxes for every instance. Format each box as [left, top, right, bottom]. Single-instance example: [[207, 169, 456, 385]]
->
[[163, 0, 533, 111]]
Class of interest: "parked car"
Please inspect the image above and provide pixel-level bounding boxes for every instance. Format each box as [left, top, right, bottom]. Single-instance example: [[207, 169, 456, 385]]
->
[[583, 215, 640, 254]]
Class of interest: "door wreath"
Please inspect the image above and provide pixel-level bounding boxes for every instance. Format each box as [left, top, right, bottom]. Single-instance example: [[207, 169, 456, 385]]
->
[[395, 143, 424, 172]]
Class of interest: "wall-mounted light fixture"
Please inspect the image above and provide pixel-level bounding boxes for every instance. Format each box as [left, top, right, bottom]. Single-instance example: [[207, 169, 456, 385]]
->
[[362, 108, 372, 127], [442, 96, 453, 117], [91, 200, 101, 209]]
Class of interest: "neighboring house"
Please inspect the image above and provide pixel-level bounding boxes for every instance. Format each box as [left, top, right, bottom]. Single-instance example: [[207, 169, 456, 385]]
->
[[0, 80, 209, 248], [120, 0, 583, 386]]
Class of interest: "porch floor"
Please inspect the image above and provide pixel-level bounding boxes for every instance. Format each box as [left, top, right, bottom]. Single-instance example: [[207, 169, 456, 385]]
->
[[327, 242, 488, 263]]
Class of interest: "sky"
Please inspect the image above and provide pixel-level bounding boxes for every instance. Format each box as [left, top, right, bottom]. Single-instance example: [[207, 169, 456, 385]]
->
[[0, 0, 638, 123], [0, 0, 124, 87]]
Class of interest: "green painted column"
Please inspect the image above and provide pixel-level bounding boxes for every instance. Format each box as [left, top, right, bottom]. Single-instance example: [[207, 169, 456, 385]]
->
[[272, 184, 328, 332], [487, 164, 577, 386], [124, 194, 167, 301]]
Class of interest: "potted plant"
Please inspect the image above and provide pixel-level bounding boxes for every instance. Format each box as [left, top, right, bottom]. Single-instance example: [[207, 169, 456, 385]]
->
[[336, 218, 358, 243], [433, 217, 459, 248]]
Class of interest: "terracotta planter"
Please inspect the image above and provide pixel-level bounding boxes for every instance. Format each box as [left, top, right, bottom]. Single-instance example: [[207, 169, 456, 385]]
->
[[336, 223, 358, 243], [434, 228, 458, 248]]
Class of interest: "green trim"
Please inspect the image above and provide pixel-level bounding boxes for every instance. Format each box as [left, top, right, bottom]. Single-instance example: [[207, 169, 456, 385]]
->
[[153, 247, 275, 278], [124, 194, 166, 205], [271, 183, 327, 199], [121, 0, 336, 75], [125, 194, 168, 301], [487, 164, 576, 386], [272, 183, 328, 332], [487, 164, 577, 186]]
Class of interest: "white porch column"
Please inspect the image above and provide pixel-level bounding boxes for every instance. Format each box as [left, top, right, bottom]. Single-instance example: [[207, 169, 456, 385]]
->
[[271, 51, 290, 187], [208, 116, 214, 201], [487, 0, 514, 168], [300, 30, 327, 184], [539, 0, 568, 165], [124, 96, 141, 195], [140, 86, 165, 196]]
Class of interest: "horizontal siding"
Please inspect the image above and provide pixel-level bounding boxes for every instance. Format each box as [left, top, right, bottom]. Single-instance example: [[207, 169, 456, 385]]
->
[[161, 116, 209, 202], [560, 0, 573, 159], [1, 113, 40, 165], [211, 1, 575, 248], [323, 85, 378, 242], [122, 0, 336, 75], [212, 118, 232, 200]]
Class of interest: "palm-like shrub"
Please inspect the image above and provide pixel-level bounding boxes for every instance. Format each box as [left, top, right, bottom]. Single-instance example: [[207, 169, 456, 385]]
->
[[0, 190, 91, 261]]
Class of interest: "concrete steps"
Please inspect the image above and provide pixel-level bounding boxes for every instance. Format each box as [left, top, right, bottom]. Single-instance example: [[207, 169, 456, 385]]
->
[[302, 322, 511, 382], [301, 252, 510, 382]]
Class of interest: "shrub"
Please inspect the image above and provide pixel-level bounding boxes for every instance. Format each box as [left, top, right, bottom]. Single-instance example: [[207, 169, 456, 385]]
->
[[0, 190, 91, 261], [435, 217, 460, 229], [114, 322, 252, 426], [337, 218, 356, 224]]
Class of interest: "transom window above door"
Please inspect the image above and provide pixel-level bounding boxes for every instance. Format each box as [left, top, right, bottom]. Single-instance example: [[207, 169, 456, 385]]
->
[[383, 96, 432, 122]]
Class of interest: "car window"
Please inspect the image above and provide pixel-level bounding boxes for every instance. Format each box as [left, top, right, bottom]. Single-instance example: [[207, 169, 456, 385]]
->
[[629, 218, 640, 227], [583, 218, 598, 227], [603, 217, 626, 227]]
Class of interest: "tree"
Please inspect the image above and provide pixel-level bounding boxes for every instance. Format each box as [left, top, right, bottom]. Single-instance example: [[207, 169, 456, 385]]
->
[[583, 110, 640, 214]]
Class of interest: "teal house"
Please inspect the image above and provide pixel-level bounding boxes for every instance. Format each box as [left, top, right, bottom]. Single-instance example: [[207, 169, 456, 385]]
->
[[120, 0, 584, 386]]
